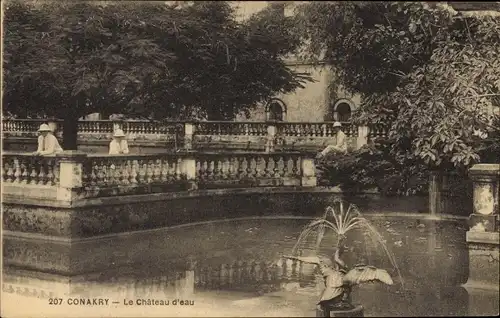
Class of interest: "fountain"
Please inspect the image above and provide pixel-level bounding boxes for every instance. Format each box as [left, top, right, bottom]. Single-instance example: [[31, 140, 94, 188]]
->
[[284, 198, 404, 317]]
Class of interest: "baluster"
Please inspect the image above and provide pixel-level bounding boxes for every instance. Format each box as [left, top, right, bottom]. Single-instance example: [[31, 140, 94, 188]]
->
[[160, 159, 169, 183], [260, 261, 268, 282], [253, 157, 260, 178], [5, 161, 14, 183], [272, 156, 280, 178], [195, 161, 202, 182], [285, 258, 293, 280], [46, 160, 55, 186], [247, 124, 254, 136], [292, 156, 299, 177], [89, 162, 98, 188], [222, 157, 230, 180], [291, 258, 298, 279], [276, 258, 284, 281], [264, 157, 272, 178], [106, 160, 116, 185], [213, 265, 221, 289], [246, 156, 254, 178], [122, 160, 131, 185], [29, 160, 38, 185], [138, 161, 147, 184], [200, 160, 209, 182], [228, 262, 235, 286], [97, 161, 106, 187], [153, 159, 161, 183], [277, 156, 285, 177], [249, 260, 257, 282], [326, 124, 333, 137], [115, 160, 123, 186], [146, 160, 154, 184], [207, 159, 215, 181], [239, 157, 247, 178], [13, 159, 21, 183], [175, 158, 182, 181], [37, 159, 46, 185], [219, 264, 227, 287], [229, 158, 238, 180], [214, 158, 223, 180], [237, 261, 245, 284], [20, 160, 29, 184], [130, 160, 138, 185]]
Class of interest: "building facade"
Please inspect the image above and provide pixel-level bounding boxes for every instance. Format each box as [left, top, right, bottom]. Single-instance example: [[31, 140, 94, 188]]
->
[[231, 1, 360, 123]]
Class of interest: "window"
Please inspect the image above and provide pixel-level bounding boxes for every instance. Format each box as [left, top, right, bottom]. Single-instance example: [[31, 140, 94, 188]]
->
[[332, 99, 354, 122], [265, 98, 287, 121]]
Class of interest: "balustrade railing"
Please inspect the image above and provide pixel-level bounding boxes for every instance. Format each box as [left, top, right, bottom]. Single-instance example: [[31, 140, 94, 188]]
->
[[81, 153, 188, 197], [194, 121, 268, 136], [194, 255, 314, 292], [78, 120, 114, 134], [4, 118, 388, 154], [2, 150, 316, 200], [368, 123, 389, 139], [276, 121, 357, 138], [3, 119, 370, 140], [2, 119, 61, 137], [196, 152, 303, 188], [2, 153, 60, 186]]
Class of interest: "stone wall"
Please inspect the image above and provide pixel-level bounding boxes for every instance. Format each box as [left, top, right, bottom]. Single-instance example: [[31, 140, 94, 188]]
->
[[3, 187, 429, 275], [239, 65, 361, 123]]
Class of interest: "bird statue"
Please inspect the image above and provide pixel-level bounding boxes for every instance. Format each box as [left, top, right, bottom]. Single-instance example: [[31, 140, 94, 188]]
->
[[284, 236, 394, 314]]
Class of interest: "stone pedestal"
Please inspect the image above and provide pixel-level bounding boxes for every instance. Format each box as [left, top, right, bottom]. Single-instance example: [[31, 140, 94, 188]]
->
[[316, 305, 364, 317], [301, 158, 317, 187], [266, 123, 277, 153], [463, 164, 499, 291], [184, 122, 195, 150], [356, 126, 369, 150], [56, 151, 87, 203]]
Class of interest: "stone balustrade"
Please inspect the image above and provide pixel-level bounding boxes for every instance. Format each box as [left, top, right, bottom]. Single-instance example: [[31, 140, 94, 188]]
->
[[194, 255, 310, 292], [2, 150, 317, 202], [194, 121, 268, 136], [2, 119, 382, 153], [2, 153, 61, 186]]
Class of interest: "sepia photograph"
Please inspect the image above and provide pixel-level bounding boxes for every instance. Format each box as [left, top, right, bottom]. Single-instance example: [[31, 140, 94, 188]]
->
[[1, 1, 499, 317]]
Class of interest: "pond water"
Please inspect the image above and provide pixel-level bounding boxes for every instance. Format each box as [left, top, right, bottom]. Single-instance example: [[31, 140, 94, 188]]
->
[[2, 215, 499, 317]]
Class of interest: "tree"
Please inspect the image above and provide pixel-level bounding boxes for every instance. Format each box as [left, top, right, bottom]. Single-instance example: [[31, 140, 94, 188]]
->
[[3, 1, 311, 149], [293, 1, 500, 171]]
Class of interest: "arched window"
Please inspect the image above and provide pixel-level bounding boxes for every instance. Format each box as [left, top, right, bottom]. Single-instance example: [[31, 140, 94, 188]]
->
[[265, 98, 287, 121], [332, 99, 354, 122]]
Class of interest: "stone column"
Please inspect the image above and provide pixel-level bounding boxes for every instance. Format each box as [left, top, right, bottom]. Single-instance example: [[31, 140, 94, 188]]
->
[[56, 151, 87, 204], [181, 152, 198, 190], [266, 122, 277, 153], [184, 122, 195, 151], [356, 125, 369, 150], [301, 157, 317, 187], [463, 163, 499, 291]]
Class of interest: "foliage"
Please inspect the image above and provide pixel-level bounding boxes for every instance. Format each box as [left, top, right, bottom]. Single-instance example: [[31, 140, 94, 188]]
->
[[3, 0, 311, 147], [317, 141, 429, 196], [294, 2, 500, 169]]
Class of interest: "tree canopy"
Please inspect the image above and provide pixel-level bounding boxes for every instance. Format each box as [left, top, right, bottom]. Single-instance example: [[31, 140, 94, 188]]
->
[[293, 1, 500, 169], [3, 0, 311, 148]]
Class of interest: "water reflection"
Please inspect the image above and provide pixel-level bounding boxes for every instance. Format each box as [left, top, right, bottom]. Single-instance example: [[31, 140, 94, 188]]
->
[[2, 216, 497, 317]]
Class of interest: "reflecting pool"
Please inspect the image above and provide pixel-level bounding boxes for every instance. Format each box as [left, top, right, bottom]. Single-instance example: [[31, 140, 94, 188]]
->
[[2, 215, 499, 317]]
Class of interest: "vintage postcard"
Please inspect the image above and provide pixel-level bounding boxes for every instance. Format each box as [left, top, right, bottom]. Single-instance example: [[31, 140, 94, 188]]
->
[[2, 1, 499, 317]]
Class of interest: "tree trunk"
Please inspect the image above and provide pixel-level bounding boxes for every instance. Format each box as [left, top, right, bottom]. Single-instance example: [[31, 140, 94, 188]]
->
[[62, 113, 79, 150]]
